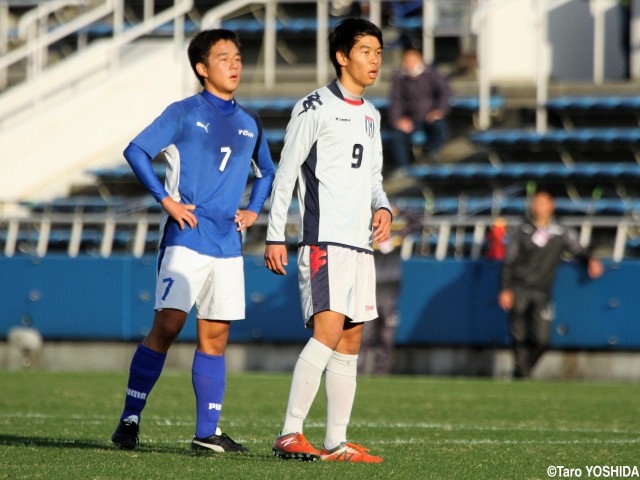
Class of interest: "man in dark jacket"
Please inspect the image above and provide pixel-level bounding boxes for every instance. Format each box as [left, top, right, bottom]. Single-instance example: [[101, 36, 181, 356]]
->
[[388, 47, 451, 168], [499, 191, 604, 378]]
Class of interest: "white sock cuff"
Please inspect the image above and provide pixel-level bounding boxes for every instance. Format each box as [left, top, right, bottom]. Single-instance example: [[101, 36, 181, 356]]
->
[[326, 351, 358, 377], [299, 337, 335, 371]]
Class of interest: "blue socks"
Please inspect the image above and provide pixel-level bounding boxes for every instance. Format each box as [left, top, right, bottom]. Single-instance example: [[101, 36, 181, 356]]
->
[[192, 350, 226, 438], [121, 344, 166, 422], [120, 345, 226, 438]]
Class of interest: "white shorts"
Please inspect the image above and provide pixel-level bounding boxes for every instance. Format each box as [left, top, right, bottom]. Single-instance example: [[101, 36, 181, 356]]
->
[[298, 244, 377, 328], [154, 246, 245, 321]]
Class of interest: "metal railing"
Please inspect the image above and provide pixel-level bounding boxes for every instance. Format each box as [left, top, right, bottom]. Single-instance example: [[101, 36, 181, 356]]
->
[[1, 201, 638, 261], [0, 0, 193, 125], [472, 0, 640, 131], [0, 0, 475, 115]]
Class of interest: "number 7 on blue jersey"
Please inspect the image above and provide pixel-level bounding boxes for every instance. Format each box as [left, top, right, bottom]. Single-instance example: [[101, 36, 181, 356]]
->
[[220, 146, 232, 171]]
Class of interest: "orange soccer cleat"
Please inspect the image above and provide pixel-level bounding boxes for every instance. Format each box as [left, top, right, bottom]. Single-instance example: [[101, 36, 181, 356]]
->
[[320, 442, 383, 463], [272, 432, 321, 461]]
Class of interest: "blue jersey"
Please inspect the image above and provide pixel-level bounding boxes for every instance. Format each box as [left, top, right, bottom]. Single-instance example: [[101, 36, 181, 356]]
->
[[128, 90, 275, 258]]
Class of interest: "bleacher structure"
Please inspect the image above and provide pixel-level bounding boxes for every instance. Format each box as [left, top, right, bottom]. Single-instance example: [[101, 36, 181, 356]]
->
[[1, 0, 639, 264]]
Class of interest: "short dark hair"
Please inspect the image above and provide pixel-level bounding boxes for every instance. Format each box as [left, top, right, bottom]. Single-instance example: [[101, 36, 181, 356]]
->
[[188, 29, 240, 86], [328, 18, 383, 78], [403, 46, 422, 56]]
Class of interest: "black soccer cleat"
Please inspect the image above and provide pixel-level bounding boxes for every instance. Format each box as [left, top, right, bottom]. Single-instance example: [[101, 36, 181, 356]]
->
[[111, 416, 139, 450], [191, 432, 249, 453]]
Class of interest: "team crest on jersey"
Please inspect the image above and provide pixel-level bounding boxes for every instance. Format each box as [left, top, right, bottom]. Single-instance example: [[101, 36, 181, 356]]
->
[[364, 116, 375, 138], [298, 92, 323, 116]]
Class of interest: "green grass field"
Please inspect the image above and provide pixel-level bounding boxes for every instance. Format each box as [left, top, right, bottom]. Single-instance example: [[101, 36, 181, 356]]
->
[[0, 370, 638, 479]]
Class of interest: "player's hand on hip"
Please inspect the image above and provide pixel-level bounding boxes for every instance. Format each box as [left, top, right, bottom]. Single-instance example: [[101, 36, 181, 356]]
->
[[372, 208, 392, 243], [264, 244, 288, 275], [161, 196, 197, 230], [235, 210, 258, 232]]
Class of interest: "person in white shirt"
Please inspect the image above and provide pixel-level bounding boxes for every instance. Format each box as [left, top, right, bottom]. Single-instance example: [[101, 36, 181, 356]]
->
[[265, 17, 392, 463]]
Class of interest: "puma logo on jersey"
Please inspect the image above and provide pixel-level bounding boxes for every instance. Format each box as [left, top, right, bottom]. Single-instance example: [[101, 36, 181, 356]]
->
[[335, 117, 350, 122], [208, 403, 222, 411], [298, 92, 323, 116], [238, 129, 255, 138], [196, 121, 209, 133]]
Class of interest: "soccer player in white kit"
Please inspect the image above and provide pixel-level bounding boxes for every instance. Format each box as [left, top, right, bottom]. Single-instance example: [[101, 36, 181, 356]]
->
[[265, 18, 392, 463]]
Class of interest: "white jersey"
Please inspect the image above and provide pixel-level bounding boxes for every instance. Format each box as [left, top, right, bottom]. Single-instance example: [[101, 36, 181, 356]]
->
[[266, 80, 391, 252]]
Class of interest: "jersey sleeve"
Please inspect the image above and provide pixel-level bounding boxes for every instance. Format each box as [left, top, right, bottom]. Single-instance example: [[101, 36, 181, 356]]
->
[[130, 103, 182, 159], [561, 227, 590, 264], [128, 103, 183, 203], [124, 143, 168, 202], [266, 99, 320, 244], [370, 109, 391, 213], [246, 118, 276, 215]]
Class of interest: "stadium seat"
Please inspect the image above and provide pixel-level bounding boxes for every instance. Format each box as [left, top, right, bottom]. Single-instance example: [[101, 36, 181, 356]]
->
[[23, 196, 129, 213], [404, 162, 640, 182], [241, 95, 505, 115], [546, 96, 640, 112], [470, 128, 640, 149], [391, 195, 640, 217]]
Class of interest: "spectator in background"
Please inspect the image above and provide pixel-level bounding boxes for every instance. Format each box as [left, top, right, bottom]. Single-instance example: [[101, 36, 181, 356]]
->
[[388, 47, 452, 170], [359, 205, 421, 375], [498, 191, 604, 379], [359, 236, 401, 375], [620, 0, 632, 79], [485, 217, 508, 261]]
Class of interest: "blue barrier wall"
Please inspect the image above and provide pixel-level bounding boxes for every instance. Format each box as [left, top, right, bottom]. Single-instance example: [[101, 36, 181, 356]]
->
[[398, 258, 640, 349], [0, 256, 638, 349]]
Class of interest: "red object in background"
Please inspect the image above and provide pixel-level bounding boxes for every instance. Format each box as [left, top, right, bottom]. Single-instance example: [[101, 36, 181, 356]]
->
[[486, 218, 507, 260]]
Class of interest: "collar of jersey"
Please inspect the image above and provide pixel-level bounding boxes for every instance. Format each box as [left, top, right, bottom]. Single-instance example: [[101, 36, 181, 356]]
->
[[201, 89, 237, 115], [333, 79, 364, 106]]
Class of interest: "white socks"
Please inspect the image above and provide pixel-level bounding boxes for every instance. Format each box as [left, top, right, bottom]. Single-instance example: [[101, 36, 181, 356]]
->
[[324, 351, 358, 450], [282, 338, 334, 435], [281, 338, 359, 449]]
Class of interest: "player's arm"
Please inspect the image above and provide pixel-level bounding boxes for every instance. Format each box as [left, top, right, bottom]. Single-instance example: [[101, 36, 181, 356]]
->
[[265, 99, 319, 275], [237, 124, 276, 232], [370, 109, 392, 243], [125, 143, 196, 230]]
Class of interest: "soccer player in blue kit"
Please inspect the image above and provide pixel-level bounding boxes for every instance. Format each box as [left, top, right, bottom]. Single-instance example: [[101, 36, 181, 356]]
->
[[265, 18, 392, 463], [111, 29, 275, 452]]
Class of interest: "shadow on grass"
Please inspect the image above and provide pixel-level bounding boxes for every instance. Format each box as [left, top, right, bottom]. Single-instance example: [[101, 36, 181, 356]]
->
[[0, 434, 278, 461], [0, 434, 117, 451]]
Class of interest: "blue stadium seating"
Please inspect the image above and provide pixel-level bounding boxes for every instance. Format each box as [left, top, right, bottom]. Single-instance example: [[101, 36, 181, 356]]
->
[[240, 95, 505, 114], [404, 162, 640, 182], [87, 164, 165, 180], [470, 128, 640, 149], [23, 196, 129, 213], [391, 195, 640, 217], [546, 96, 640, 112]]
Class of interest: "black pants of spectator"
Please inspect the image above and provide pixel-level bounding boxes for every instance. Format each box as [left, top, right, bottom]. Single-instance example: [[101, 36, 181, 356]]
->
[[509, 288, 553, 378], [359, 282, 399, 375], [621, 3, 631, 79]]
